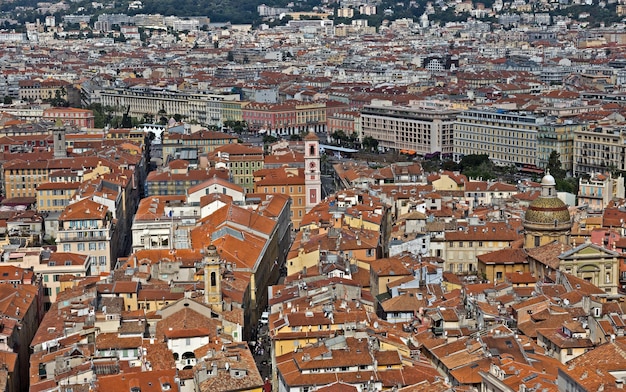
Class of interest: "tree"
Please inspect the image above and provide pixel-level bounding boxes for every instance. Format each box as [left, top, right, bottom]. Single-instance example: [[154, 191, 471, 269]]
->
[[546, 150, 566, 180], [330, 130, 347, 146], [362, 136, 379, 153], [459, 154, 496, 180], [3, 96, 12, 105]]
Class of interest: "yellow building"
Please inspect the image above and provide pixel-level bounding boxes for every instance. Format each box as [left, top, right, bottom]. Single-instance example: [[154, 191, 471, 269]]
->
[[441, 222, 522, 274], [431, 171, 467, 191], [222, 100, 248, 124], [369, 257, 412, 297], [477, 248, 530, 283], [212, 143, 264, 193], [18, 78, 70, 102], [4, 160, 48, 198], [4, 156, 118, 200], [254, 167, 306, 228], [36, 181, 81, 212]]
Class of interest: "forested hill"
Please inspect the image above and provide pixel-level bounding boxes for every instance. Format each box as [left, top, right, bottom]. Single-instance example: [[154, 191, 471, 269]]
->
[[0, 0, 309, 25]]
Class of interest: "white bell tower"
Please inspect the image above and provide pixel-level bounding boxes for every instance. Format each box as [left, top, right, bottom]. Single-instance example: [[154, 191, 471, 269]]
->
[[304, 129, 321, 212]]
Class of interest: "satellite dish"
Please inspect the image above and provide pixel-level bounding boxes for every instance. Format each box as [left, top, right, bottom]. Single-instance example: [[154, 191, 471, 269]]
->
[[373, 321, 379, 328]]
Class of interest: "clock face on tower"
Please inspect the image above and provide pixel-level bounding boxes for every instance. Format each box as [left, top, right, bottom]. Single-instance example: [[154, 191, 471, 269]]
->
[[309, 161, 317, 170]]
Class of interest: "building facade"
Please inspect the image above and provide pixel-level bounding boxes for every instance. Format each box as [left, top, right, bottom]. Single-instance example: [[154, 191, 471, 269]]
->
[[454, 109, 542, 166], [99, 88, 241, 127], [573, 124, 626, 177], [360, 102, 459, 156], [42, 107, 95, 128]]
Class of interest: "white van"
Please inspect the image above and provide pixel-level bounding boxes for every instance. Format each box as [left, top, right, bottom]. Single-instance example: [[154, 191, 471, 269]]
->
[[260, 311, 269, 325]]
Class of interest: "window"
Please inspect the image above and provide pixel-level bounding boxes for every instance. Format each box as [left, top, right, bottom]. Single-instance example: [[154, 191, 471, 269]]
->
[[77, 243, 85, 251], [496, 271, 503, 280], [89, 242, 96, 251], [534, 236, 540, 247], [99, 256, 106, 265], [63, 244, 71, 252]]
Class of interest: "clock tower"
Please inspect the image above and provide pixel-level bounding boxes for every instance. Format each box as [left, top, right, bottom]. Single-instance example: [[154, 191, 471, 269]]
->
[[304, 129, 321, 212]]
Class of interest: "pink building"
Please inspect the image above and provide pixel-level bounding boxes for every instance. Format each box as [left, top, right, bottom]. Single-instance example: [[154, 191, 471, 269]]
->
[[42, 107, 95, 128]]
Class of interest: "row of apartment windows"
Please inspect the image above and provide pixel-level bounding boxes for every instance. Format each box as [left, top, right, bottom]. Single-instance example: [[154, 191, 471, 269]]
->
[[263, 186, 303, 194], [62, 242, 106, 251], [451, 241, 485, 247], [39, 199, 69, 207]]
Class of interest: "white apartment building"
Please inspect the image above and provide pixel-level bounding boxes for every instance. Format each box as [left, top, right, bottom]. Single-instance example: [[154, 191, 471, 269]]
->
[[454, 109, 542, 167]]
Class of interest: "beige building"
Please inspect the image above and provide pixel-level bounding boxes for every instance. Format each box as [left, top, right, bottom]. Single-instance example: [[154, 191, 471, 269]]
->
[[360, 102, 459, 156], [39, 252, 91, 305], [56, 198, 114, 275], [454, 109, 541, 167], [573, 123, 626, 177], [558, 242, 621, 294], [438, 222, 522, 274]]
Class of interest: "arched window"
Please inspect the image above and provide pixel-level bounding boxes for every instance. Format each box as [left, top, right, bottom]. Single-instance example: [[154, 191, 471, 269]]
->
[[309, 144, 315, 156], [211, 271, 216, 287]]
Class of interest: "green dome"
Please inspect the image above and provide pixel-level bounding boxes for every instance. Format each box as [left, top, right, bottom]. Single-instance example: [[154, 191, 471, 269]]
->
[[524, 196, 571, 224]]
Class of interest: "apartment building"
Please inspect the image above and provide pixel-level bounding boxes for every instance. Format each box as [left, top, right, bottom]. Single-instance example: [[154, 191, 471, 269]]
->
[[454, 109, 542, 166], [573, 124, 626, 177], [38, 251, 91, 305], [536, 121, 581, 175], [327, 110, 361, 142], [0, 283, 40, 392], [211, 143, 264, 193], [36, 181, 81, 212], [360, 102, 459, 156], [145, 160, 227, 196], [436, 222, 522, 274], [578, 173, 625, 213], [56, 198, 115, 275]]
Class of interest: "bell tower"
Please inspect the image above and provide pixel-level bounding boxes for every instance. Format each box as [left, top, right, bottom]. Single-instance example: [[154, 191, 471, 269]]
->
[[203, 245, 222, 310], [304, 129, 321, 212], [52, 120, 67, 158]]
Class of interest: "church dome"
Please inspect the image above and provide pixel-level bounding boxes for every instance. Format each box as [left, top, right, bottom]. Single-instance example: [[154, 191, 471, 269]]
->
[[524, 196, 571, 224]]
